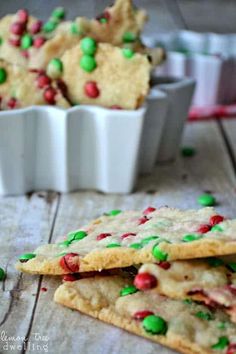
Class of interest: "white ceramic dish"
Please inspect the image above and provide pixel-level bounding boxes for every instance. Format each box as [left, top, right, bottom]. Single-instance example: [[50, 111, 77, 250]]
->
[[0, 74, 195, 195], [145, 31, 236, 106]]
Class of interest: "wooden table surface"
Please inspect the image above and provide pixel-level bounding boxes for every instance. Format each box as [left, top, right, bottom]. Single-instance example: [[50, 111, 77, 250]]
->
[[1, 1, 236, 354]]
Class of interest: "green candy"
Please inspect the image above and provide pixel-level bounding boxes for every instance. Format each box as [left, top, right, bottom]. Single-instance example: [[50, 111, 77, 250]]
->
[[105, 209, 122, 216], [182, 234, 203, 242], [0, 68, 7, 84], [141, 236, 159, 246], [129, 243, 143, 249], [0, 267, 6, 281], [67, 230, 87, 242], [81, 37, 97, 56], [142, 315, 167, 335], [122, 48, 135, 59], [227, 262, 236, 272], [0, 37, 3, 45], [211, 225, 223, 232], [47, 58, 63, 79], [207, 258, 224, 267], [100, 18, 107, 24], [80, 55, 97, 72], [152, 243, 168, 261], [58, 240, 71, 247], [71, 22, 83, 35], [43, 21, 57, 33], [123, 31, 137, 43], [197, 193, 216, 207], [195, 311, 214, 321], [56, 252, 67, 257], [181, 146, 196, 157], [21, 34, 33, 49], [217, 321, 227, 330], [120, 285, 138, 296], [52, 7, 65, 20], [211, 336, 229, 350], [106, 243, 121, 248], [19, 253, 36, 262], [183, 299, 193, 305]]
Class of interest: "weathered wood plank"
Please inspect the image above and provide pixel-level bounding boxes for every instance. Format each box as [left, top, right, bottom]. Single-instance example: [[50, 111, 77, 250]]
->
[[0, 192, 59, 354], [24, 121, 236, 354], [220, 119, 236, 175]]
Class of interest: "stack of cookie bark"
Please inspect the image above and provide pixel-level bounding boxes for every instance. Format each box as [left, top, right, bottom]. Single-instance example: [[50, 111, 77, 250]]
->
[[0, 0, 165, 110], [17, 206, 236, 354]]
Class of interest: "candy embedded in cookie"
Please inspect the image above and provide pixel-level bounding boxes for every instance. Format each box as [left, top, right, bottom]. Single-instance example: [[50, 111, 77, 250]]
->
[[0, 59, 70, 109], [54, 274, 236, 354], [49, 39, 151, 109], [16, 207, 236, 275]]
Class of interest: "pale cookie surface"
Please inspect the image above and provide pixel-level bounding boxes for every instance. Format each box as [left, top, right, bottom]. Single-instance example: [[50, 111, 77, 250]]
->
[[59, 41, 151, 109], [54, 275, 236, 354], [0, 59, 70, 109], [136, 258, 236, 323], [16, 207, 236, 275]]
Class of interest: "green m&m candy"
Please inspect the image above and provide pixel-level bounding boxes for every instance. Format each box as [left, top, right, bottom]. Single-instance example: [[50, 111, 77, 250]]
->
[[19, 253, 36, 262], [80, 55, 97, 72], [21, 34, 33, 49], [129, 243, 143, 249], [52, 7, 65, 20], [198, 193, 216, 207], [71, 22, 83, 35], [105, 209, 122, 216], [227, 262, 236, 272], [141, 236, 159, 246], [43, 21, 57, 33], [0, 37, 3, 45], [181, 146, 196, 157], [211, 225, 223, 232], [0, 267, 6, 281], [47, 58, 63, 79], [142, 315, 167, 335], [100, 18, 107, 24], [182, 234, 203, 242], [122, 48, 134, 59], [122, 31, 137, 43], [68, 230, 87, 242], [211, 336, 229, 350], [106, 243, 121, 248], [120, 285, 138, 296], [81, 37, 97, 55], [152, 243, 168, 261], [195, 311, 214, 321], [207, 258, 224, 267], [0, 68, 7, 84], [58, 240, 71, 247]]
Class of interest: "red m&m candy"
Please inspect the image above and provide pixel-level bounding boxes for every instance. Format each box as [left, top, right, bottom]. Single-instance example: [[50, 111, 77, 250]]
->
[[84, 81, 100, 98], [44, 87, 57, 104], [197, 224, 211, 234], [134, 272, 157, 290], [59, 253, 80, 272], [133, 310, 154, 320], [210, 215, 224, 226]]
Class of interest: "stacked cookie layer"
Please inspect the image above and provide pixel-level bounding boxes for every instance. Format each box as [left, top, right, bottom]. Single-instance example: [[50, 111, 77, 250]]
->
[[17, 206, 236, 354], [0, 0, 165, 110]]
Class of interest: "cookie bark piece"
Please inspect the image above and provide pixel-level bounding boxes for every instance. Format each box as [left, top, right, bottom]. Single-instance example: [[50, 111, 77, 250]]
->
[[16, 207, 236, 275], [137, 259, 236, 323], [0, 59, 70, 109], [58, 41, 151, 109], [54, 275, 236, 354]]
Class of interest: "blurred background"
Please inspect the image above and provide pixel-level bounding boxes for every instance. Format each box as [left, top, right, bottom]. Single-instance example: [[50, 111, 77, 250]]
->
[[1, 0, 236, 35]]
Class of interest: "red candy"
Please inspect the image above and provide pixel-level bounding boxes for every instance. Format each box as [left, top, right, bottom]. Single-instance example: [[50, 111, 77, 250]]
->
[[134, 272, 157, 290], [41, 287, 47, 292], [84, 81, 100, 98], [21, 50, 29, 58], [96, 233, 112, 241], [10, 22, 25, 35], [9, 37, 21, 47], [31, 20, 42, 34], [210, 215, 224, 226], [59, 253, 80, 272], [17, 9, 29, 23], [37, 74, 51, 89], [156, 261, 171, 270], [138, 216, 149, 225], [197, 224, 211, 234], [7, 97, 17, 109], [143, 207, 156, 215], [227, 284, 236, 295], [33, 36, 46, 48], [44, 87, 57, 105], [133, 310, 154, 320], [62, 274, 80, 282], [227, 344, 236, 354], [121, 232, 136, 240]]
